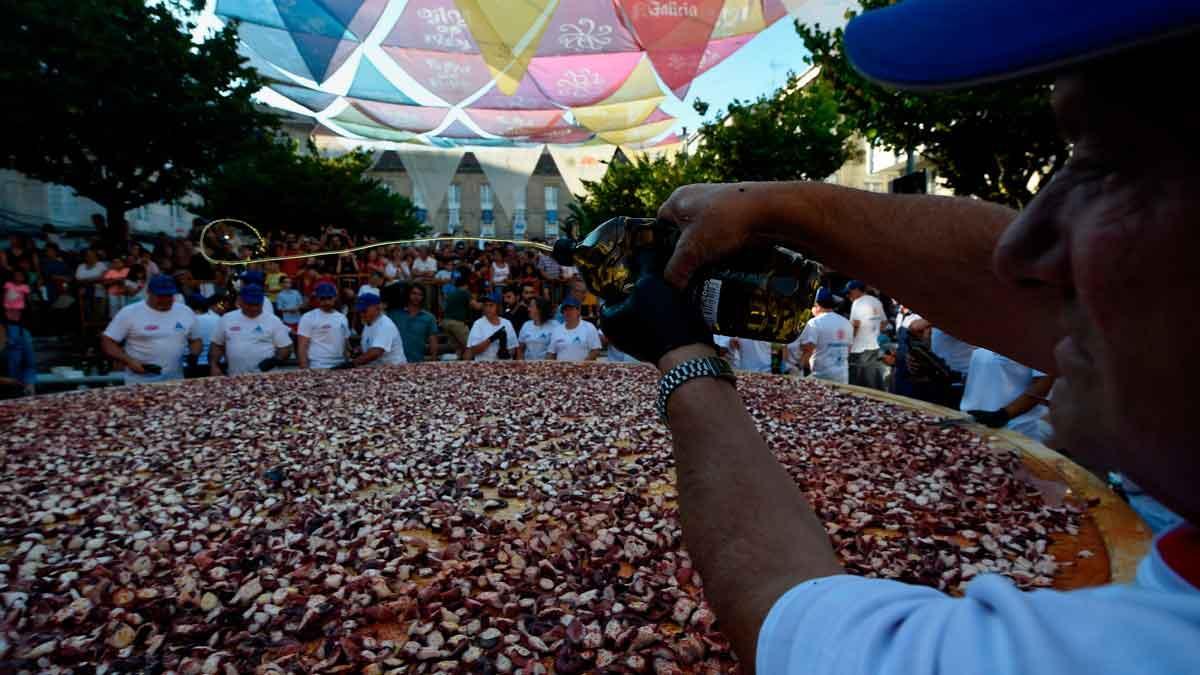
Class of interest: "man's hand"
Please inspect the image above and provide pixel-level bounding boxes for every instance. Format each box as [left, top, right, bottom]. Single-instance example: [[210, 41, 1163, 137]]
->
[[968, 408, 1010, 428], [258, 357, 281, 372], [657, 183, 780, 289], [600, 275, 712, 366], [126, 361, 147, 375]]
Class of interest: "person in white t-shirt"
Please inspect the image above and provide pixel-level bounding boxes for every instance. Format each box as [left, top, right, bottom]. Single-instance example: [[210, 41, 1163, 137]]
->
[[100, 275, 201, 384], [411, 247, 438, 279], [183, 293, 222, 377], [845, 280, 886, 390], [714, 335, 774, 373], [350, 293, 407, 367], [548, 297, 602, 362], [959, 348, 1054, 443], [931, 327, 978, 380], [297, 282, 350, 369], [239, 270, 275, 317], [467, 291, 517, 361], [209, 284, 292, 376], [789, 288, 853, 383], [357, 271, 384, 298], [517, 297, 557, 361], [491, 258, 511, 287]]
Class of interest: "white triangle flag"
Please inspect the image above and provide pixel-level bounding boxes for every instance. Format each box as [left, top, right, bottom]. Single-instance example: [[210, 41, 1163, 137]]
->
[[547, 144, 618, 198], [470, 146, 545, 222], [395, 146, 466, 214]]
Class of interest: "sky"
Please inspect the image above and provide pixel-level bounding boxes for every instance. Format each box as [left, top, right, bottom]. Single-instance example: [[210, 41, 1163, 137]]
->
[[661, 17, 813, 137]]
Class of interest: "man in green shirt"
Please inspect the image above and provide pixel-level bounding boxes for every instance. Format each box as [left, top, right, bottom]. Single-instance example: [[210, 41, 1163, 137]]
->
[[441, 271, 472, 359], [388, 284, 438, 363]]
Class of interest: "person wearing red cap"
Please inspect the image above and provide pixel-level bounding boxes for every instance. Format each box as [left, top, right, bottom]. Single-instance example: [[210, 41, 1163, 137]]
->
[[599, 3, 1200, 672]]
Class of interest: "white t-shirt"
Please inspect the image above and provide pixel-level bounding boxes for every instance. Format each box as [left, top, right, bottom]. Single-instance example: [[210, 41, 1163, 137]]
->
[[75, 261, 107, 282], [211, 309, 292, 375], [794, 311, 853, 383], [297, 308, 350, 369], [519, 320, 558, 361], [190, 311, 220, 367], [360, 315, 407, 366], [411, 256, 438, 276], [468, 316, 518, 361], [103, 301, 198, 384], [492, 261, 511, 286], [931, 328, 977, 376], [713, 336, 773, 372], [757, 525, 1200, 675], [960, 348, 1051, 442], [849, 294, 885, 353], [549, 320, 602, 362]]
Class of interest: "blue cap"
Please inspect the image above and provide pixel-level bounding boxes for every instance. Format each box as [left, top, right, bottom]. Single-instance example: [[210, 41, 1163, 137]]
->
[[147, 274, 177, 296], [482, 290, 502, 304], [239, 284, 265, 305], [842, 280, 866, 295], [561, 296, 582, 308], [314, 282, 337, 298], [356, 293, 381, 311], [241, 270, 265, 286], [844, 1, 1200, 90], [815, 287, 841, 308]]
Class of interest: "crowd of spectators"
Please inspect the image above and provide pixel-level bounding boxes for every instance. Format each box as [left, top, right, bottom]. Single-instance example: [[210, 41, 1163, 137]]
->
[[0, 217, 617, 395]]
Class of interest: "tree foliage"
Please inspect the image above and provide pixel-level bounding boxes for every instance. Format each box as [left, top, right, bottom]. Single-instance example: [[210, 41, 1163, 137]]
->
[[574, 73, 856, 235], [0, 0, 277, 240], [796, 0, 1068, 207], [191, 139, 424, 241]]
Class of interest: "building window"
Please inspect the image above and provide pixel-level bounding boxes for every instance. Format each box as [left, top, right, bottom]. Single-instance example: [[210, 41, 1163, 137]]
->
[[544, 185, 559, 238], [480, 183, 492, 210], [513, 187, 527, 239], [47, 184, 76, 226], [447, 183, 461, 233], [863, 181, 883, 193]]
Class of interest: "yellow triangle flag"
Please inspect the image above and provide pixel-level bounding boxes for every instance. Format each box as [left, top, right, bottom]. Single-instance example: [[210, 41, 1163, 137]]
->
[[456, 0, 560, 96]]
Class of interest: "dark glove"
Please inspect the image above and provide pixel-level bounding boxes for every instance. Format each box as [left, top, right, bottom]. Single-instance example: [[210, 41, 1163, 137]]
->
[[967, 409, 1010, 428], [141, 363, 163, 375], [185, 354, 199, 369], [331, 361, 354, 370], [257, 357, 281, 372], [599, 275, 712, 365], [489, 328, 505, 344]]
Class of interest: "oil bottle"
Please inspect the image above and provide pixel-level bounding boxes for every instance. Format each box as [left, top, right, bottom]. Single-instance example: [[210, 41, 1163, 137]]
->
[[553, 216, 824, 344]]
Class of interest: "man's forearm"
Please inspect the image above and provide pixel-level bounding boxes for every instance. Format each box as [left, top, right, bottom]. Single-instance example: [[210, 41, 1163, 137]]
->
[[758, 183, 1060, 372], [660, 345, 841, 672], [100, 336, 135, 367], [354, 347, 384, 366], [586, 349, 601, 361], [297, 336, 310, 368], [209, 344, 225, 374], [427, 337, 438, 361], [1004, 376, 1055, 418]]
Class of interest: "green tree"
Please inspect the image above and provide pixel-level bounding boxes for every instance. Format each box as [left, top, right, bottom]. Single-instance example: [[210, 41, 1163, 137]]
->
[[191, 139, 424, 241], [693, 75, 857, 183], [571, 151, 715, 237], [0, 0, 276, 243], [796, 0, 1068, 207]]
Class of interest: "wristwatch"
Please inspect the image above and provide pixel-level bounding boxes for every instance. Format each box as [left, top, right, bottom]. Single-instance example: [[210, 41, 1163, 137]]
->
[[657, 356, 736, 424]]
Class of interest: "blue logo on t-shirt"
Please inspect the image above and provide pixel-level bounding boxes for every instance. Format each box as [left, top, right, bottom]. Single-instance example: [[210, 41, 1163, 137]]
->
[[174, 321, 185, 331], [254, 326, 263, 333]]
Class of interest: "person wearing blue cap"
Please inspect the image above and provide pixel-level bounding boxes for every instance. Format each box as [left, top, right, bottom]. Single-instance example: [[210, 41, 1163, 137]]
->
[[348, 292, 407, 367], [547, 295, 602, 362], [183, 292, 222, 378], [238, 269, 275, 317], [467, 290, 517, 361], [209, 284, 292, 376], [101, 274, 203, 384], [786, 287, 852, 383], [842, 280, 886, 389], [297, 282, 351, 369], [597, 6, 1200, 674]]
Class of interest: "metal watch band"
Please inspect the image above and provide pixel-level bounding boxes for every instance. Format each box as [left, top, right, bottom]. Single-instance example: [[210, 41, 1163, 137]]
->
[[657, 356, 736, 423]]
